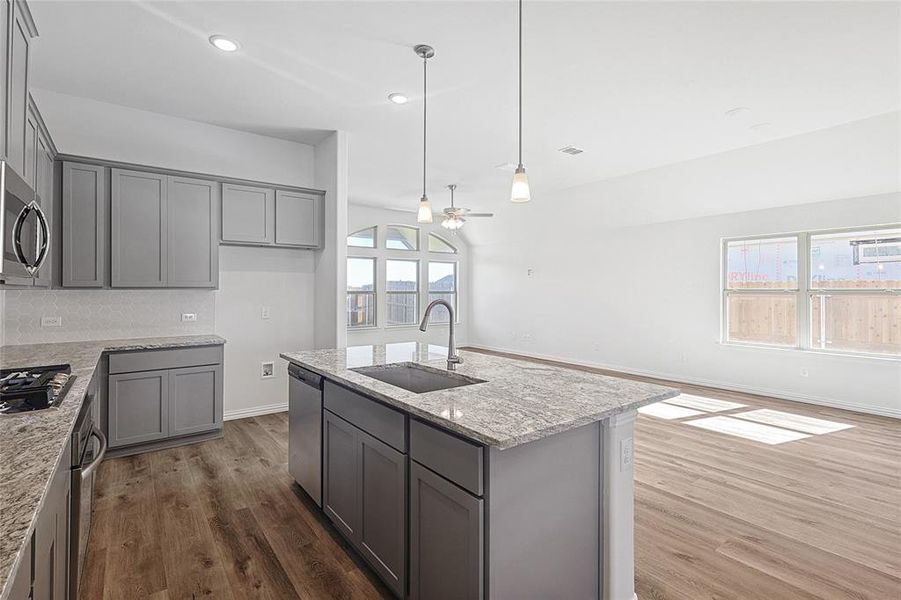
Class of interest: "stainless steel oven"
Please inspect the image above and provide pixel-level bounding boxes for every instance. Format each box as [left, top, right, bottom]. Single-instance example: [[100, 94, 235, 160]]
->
[[69, 386, 107, 599], [0, 159, 48, 285]]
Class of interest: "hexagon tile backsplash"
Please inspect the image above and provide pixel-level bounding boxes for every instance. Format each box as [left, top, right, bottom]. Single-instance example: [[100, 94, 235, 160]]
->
[[2, 289, 216, 345]]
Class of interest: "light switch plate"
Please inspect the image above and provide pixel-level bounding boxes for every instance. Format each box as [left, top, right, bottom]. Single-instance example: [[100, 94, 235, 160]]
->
[[261, 306, 271, 320]]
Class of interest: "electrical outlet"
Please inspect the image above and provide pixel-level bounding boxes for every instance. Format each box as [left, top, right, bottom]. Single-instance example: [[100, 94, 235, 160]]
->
[[41, 316, 62, 327], [800, 368, 809, 378], [261, 361, 275, 379], [181, 313, 197, 322], [620, 437, 634, 470], [261, 306, 271, 320]]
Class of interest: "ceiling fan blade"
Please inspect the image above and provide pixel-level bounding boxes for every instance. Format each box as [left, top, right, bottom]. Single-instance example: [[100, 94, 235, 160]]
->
[[466, 213, 494, 218]]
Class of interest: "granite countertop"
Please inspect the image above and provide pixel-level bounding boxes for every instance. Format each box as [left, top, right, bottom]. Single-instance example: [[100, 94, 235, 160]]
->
[[281, 343, 679, 450], [0, 334, 226, 600]]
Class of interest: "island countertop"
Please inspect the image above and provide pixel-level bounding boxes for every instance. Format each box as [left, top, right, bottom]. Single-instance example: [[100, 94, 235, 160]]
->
[[0, 334, 226, 600], [280, 343, 679, 450]]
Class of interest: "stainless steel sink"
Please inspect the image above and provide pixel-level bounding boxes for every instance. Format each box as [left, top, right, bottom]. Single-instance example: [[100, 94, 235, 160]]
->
[[351, 362, 485, 394]]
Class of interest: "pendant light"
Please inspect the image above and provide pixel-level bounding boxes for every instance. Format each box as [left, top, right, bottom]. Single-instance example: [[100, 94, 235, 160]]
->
[[415, 44, 435, 223], [510, 0, 531, 203]]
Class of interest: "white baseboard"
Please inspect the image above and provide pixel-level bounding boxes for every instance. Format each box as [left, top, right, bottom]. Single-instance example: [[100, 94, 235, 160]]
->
[[465, 344, 901, 419], [224, 402, 288, 421]]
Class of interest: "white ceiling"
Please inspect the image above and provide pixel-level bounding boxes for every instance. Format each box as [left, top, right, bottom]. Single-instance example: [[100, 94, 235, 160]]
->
[[29, 1, 900, 214]]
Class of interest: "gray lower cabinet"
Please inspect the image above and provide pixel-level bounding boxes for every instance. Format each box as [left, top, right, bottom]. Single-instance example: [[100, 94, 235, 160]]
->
[[410, 461, 483, 600], [221, 183, 274, 244], [62, 162, 105, 287], [108, 369, 170, 448], [111, 168, 167, 287], [168, 364, 223, 437], [166, 176, 219, 288], [33, 436, 71, 600], [275, 190, 320, 247], [323, 410, 406, 598]]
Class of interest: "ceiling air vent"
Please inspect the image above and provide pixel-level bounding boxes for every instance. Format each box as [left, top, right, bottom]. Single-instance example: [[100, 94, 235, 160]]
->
[[558, 145, 584, 155]]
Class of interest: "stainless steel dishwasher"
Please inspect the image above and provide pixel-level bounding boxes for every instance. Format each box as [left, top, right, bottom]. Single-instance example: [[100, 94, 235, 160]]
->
[[288, 363, 323, 506]]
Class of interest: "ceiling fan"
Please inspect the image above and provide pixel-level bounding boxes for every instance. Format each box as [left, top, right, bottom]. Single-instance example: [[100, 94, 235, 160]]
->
[[441, 184, 494, 230]]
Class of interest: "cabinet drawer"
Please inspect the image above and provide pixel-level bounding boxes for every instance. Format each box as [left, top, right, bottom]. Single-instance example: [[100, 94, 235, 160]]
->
[[411, 419, 483, 496], [324, 381, 406, 452], [109, 345, 223, 374]]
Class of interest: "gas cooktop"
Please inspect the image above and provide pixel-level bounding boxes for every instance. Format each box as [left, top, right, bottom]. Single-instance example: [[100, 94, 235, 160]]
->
[[0, 364, 75, 414]]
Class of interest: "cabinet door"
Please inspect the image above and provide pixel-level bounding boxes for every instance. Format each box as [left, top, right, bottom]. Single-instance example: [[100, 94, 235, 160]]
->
[[0, 0, 9, 159], [7, 534, 31, 600], [24, 108, 36, 188], [6, 2, 29, 176], [167, 176, 219, 288], [323, 410, 360, 540], [108, 369, 169, 448], [358, 429, 406, 598], [275, 190, 320, 247], [33, 437, 70, 600], [410, 461, 483, 600], [168, 364, 223, 437], [62, 162, 105, 287], [111, 169, 167, 287], [33, 134, 54, 288], [221, 183, 274, 244]]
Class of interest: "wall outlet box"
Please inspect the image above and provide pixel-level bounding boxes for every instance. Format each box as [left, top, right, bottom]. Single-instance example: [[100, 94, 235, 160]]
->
[[41, 316, 62, 327], [181, 313, 197, 322], [261, 361, 275, 379], [261, 306, 271, 320]]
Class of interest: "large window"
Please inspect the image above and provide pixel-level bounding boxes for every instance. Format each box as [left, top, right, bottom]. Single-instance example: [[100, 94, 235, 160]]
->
[[347, 257, 376, 328], [428, 261, 457, 324], [723, 226, 900, 356], [386, 259, 419, 326]]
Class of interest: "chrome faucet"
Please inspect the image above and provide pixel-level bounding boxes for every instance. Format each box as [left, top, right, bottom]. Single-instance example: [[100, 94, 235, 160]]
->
[[419, 299, 462, 371]]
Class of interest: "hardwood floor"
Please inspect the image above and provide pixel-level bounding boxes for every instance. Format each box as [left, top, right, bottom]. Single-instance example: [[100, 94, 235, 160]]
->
[[82, 360, 900, 600]]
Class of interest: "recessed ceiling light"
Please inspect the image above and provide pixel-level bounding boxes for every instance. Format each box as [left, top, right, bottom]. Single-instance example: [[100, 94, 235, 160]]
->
[[724, 107, 751, 119], [388, 93, 408, 105], [209, 35, 239, 52], [558, 145, 584, 155]]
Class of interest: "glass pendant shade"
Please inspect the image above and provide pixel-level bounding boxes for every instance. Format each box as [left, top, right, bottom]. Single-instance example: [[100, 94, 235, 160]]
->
[[417, 196, 433, 223], [510, 166, 531, 203]]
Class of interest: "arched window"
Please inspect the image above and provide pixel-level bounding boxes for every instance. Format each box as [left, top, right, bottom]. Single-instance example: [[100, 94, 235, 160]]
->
[[385, 225, 419, 250], [348, 226, 376, 248], [428, 233, 457, 254]]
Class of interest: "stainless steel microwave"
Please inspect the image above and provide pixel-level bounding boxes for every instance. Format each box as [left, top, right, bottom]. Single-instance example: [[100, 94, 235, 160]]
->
[[0, 159, 48, 285]]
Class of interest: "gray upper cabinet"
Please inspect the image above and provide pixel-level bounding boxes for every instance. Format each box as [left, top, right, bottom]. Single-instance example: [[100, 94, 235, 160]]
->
[[221, 183, 274, 244], [23, 105, 36, 188], [6, 1, 31, 177], [0, 1, 9, 159], [275, 190, 320, 247], [111, 168, 167, 287], [167, 176, 219, 288], [108, 369, 170, 448], [410, 461, 484, 600], [168, 364, 223, 437], [33, 129, 53, 287], [62, 162, 105, 287]]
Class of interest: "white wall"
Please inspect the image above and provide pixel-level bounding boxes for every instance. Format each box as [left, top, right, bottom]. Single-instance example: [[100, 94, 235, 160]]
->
[[25, 90, 323, 417], [346, 204, 471, 347], [470, 115, 901, 417]]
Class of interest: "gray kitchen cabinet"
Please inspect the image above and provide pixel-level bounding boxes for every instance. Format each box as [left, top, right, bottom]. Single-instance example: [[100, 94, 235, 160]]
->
[[111, 168, 167, 288], [0, 0, 9, 160], [221, 183, 274, 244], [108, 369, 169, 448], [6, 0, 31, 178], [62, 162, 105, 287], [410, 461, 483, 600], [24, 106, 36, 188], [168, 364, 223, 437], [275, 190, 320, 247], [7, 534, 31, 600], [323, 410, 360, 540], [166, 176, 219, 288], [33, 130, 54, 288], [33, 436, 71, 600], [357, 428, 406, 598]]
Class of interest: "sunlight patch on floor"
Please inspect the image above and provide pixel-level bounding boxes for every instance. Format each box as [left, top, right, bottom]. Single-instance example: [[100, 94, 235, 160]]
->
[[637, 402, 704, 420], [732, 409, 854, 435], [663, 394, 746, 413], [686, 416, 811, 444]]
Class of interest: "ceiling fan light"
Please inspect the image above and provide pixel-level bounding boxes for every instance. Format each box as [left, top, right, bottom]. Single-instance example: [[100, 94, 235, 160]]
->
[[417, 196, 433, 223], [510, 165, 531, 203]]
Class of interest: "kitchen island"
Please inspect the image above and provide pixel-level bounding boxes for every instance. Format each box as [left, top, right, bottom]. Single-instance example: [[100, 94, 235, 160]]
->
[[280, 343, 679, 600]]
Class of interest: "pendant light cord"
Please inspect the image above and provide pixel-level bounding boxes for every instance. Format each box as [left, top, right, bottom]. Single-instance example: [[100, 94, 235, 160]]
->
[[423, 55, 428, 199], [518, 0, 523, 167]]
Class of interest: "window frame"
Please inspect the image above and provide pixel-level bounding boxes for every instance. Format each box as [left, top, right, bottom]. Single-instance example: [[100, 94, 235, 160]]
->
[[385, 258, 420, 327], [721, 224, 900, 359], [384, 224, 420, 251], [347, 226, 377, 249], [346, 256, 377, 329], [427, 260, 459, 325]]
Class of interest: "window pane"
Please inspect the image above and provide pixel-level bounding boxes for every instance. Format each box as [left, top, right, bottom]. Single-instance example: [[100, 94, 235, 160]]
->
[[347, 227, 376, 248], [347, 257, 375, 291], [428, 233, 457, 254], [387, 293, 418, 325], [726, 294, 798, 346], [347, 293, 375, 327], [810, 294, 901, 355], [429, 262, 456, 291], [726, 237, 798, 290], [427, 293, 455, 323], [386, 260, 417, 291], [811, 228, 901, 290], [385, 225, 419, 250]]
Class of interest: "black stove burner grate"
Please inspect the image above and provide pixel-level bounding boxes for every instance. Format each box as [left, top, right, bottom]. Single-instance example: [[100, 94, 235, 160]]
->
[[0, 364, 74, 414]]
